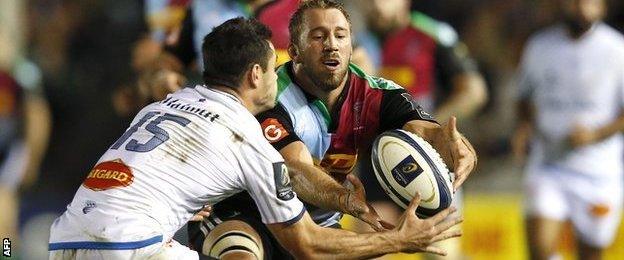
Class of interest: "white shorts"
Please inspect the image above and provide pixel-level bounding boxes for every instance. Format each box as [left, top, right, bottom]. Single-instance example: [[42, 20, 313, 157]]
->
[[49, 207, 198, 259], [524, 165, 623, 247], [49, 240, 198, 260]]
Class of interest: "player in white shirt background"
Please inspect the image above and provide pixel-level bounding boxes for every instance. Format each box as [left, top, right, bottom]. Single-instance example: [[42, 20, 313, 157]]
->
[[512, 0, 624, 259], [48, 17, 462, 260]]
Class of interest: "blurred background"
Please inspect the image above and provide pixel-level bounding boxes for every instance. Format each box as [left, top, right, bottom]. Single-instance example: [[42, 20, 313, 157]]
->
[[1, 0, 623, 259]]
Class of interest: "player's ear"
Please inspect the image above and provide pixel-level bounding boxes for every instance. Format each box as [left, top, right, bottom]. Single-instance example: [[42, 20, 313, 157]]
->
[[288, 44, 301, 63], [248, 63, 262, 89]]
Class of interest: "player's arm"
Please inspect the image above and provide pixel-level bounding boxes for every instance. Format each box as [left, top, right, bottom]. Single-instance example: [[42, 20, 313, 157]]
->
[[20, 92, 52, 188], [258, 104, 386, 231], [379, 89, 476, 191], [511, 43, 537, 162], [433, 41, 487, 122], [267, 193, 462, 259], [280, 141, 387, 230], [511, 98, 534, 163], [280, 141, 351, 211], [403, 119, 476, 191], [567, 111, 624, 148]]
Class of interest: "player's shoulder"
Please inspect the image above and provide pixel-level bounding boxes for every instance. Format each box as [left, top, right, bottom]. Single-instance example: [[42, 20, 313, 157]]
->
[[410, 11, 458, 47], [595, 23, 624, 49], [527, 24, 564, 45], [522, 25, 565, 57]]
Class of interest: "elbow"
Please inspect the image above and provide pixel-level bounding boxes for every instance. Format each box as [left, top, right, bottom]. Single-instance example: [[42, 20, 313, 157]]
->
[[467, 73, 489, 110]]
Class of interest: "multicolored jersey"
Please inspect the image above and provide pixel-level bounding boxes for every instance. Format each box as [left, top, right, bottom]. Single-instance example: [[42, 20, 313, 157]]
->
[[144, 0, 190, 42], [0, 71, 26, 188], [237, 61, 434, 227], [170, 0, 298, 67], [0, 71, 23, 152], [166, 0, 253, 68], [378, 11, 475, 111]]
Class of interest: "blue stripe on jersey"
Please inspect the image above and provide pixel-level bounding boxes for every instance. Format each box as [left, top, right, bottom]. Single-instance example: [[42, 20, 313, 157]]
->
[[48, 235, 162, 250]]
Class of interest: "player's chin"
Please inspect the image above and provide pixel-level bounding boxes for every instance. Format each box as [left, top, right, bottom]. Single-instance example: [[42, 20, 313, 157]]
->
[[319, 74, 345, 91]]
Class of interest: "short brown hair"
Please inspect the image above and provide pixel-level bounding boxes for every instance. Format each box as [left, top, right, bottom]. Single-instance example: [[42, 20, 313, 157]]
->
[[288, 0, 351, 47], [202, 17, 272, 88]]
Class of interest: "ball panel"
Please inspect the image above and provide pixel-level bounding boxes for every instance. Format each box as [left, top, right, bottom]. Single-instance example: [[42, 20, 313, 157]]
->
[[371, 138, 410, 209]]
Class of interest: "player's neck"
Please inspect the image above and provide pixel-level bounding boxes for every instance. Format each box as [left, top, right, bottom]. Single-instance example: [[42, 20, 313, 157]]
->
[[398, 12, 411, 30], [210, 85, 260, 115], [564, 21, 598, 40], [292, 64, 348, 109]]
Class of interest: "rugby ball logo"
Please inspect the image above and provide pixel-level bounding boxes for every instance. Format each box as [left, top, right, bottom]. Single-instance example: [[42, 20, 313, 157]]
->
[[371, 129, 453, 218]]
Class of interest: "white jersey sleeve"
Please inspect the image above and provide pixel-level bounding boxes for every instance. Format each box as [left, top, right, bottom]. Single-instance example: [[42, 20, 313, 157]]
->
[[236, 143, 305, 224], [196, 86, 305, 225]]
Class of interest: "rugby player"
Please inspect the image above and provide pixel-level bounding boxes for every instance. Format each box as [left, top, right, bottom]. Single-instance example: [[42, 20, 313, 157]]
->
[[192, 1, 477, 259], [48, 17, 461, 259], [513, 0, 624, 259]]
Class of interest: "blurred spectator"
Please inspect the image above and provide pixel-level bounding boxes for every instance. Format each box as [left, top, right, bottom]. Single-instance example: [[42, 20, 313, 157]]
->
[[365, 0, 487, 121], [18, 3, 145, 258], [114, 0, 274, 118], [0, 0, 52, 252], [513, 0, 624, 259]]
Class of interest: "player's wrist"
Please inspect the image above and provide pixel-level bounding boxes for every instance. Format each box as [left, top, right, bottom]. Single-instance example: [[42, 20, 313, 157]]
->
[[338, 190, 354, 214], [382, 229, 406, 253]]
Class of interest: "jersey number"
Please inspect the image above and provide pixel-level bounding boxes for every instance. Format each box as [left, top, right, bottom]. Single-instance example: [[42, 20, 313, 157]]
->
[[111, 112, 191, 152]]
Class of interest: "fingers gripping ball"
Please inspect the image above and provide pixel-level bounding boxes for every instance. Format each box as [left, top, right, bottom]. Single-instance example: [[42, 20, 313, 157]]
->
[[371, 129, 454, 218]]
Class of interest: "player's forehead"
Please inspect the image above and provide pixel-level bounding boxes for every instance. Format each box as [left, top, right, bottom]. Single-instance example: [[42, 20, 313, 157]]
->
[[302, 8, 350, 33]]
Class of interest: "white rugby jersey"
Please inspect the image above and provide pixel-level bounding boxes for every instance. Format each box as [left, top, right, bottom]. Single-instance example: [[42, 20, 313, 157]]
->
[[518, 22, 624, 178], [49, 86, 304, 250]]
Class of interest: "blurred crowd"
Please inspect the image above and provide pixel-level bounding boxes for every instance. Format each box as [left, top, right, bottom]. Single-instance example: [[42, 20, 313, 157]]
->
[[2, 0, 624, 258]]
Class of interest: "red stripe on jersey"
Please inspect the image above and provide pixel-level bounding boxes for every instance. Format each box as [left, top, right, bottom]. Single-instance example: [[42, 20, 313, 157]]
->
[[321, 72, 383, 174]]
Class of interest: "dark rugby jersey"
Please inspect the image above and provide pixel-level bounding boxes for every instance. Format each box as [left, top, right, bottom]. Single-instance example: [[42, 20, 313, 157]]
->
[[255, 61, 436, 226], [379, 11, 475, 111]]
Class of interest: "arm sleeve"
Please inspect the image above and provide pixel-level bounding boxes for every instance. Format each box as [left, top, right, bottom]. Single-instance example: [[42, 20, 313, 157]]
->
[[516, 39, 537, 101], [239, 148, 305, 225], [256, 103, 302, 150], [379, 89, 439, 131]]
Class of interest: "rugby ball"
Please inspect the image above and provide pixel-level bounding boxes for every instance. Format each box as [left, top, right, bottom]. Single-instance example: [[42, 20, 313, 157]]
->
[[371, 129, 454, 218]]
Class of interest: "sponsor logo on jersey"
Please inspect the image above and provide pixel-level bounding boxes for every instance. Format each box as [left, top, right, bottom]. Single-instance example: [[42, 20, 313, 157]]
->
[[83, 159, 134, 191], [273, 162, 294, 201], [590, 203, 610, 218], [82, 200, 97, 214], [320, 153, 357, 174], [261, 118, 289, 143]]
